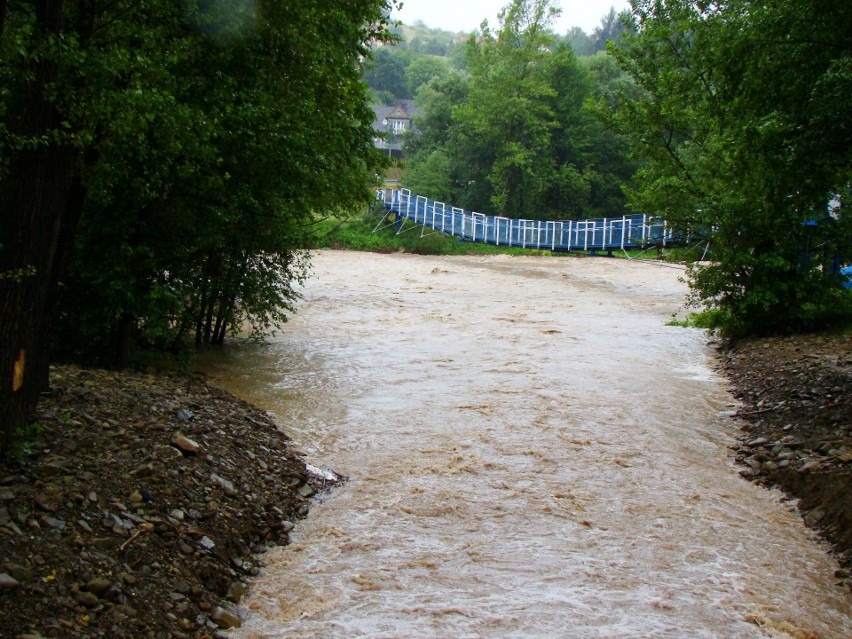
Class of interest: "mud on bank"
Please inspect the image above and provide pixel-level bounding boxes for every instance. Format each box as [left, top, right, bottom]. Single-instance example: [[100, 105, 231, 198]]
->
[[0, 366, 339, 639], [721, 333, 852, 582]]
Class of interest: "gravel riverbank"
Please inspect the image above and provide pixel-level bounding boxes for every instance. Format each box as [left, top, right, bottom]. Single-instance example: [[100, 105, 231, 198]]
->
[[0, 366, 340, 639], [721, 333, 851, 583]]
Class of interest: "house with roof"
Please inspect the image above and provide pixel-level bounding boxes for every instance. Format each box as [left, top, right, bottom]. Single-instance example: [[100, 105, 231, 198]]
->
[[372, 100, 418, 159]]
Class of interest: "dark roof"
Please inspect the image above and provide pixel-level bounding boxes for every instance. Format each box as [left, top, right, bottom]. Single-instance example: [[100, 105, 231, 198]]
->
[[371, 101, 419, 132]]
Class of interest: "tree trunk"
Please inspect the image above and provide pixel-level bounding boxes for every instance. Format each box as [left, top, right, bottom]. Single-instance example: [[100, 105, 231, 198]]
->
[[116, 312, 134, 369], [203, 289, 218, 344], [212, 294, 237, 345], [195, 281, 209, 346], [0, 1, 7, 45], [0, 0, 80, 455]]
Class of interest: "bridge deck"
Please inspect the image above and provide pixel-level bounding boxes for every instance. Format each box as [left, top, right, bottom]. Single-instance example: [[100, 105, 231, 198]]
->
[[379, 189, 674, 252]]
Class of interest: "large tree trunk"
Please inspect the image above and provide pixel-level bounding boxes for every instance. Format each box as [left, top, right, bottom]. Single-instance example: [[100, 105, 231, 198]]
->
[[0, 0, 80, 455]]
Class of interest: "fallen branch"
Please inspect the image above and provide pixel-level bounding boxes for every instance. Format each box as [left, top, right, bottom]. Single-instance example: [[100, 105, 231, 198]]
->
[[119, 529, 145, 553]]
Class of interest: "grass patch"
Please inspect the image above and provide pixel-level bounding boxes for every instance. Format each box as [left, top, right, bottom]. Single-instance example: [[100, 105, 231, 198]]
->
[[666, 308, 731, 331]]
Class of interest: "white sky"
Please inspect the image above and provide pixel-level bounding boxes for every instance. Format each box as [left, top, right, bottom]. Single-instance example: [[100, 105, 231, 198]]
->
[[393, 0, 631, 35]]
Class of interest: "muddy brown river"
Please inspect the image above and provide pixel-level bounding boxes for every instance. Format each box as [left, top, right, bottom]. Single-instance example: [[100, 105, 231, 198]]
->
[[197, 250, 851, 638]]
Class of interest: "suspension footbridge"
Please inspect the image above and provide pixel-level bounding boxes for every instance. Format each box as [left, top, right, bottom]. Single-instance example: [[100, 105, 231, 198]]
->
[[377, 188, 679, 253]]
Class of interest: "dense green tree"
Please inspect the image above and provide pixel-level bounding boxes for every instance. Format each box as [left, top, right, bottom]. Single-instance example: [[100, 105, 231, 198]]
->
[[579, 52, 640, 213], [607, 0, 852, 336], [0, 0, 394, 453], [404, 0, 633, 219], [456, 0, 562, 216], [563, 26, 596, 56], [364, 46, 411, 100], [406, 55, 452, 96]]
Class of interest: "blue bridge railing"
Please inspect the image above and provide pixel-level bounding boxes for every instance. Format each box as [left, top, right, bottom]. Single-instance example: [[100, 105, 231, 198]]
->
[[377, 188, 674, 252]]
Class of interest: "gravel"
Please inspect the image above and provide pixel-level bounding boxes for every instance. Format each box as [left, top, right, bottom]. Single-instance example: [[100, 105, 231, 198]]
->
[[0, 366, 343, 638], [719, 332, 851, 586]]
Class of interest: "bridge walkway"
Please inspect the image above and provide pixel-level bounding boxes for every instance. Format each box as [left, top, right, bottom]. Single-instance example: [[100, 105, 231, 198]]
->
[[377, 188, 675, 252]]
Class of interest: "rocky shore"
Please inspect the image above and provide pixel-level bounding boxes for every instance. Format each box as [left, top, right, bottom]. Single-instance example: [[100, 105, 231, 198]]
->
[[0, 366, 341, 639], [1, 332, 850, 637], [721, 333, 851, 584]]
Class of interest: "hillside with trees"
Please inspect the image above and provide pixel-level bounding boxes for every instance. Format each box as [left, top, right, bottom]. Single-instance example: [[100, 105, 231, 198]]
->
[[366, 2, 637, 219]]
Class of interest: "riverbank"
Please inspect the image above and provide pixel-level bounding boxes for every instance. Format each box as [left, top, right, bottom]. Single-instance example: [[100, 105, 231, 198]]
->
[[0, 366, 340, 639], [1, 331, 850, 637], [720, 332, 851, 581]]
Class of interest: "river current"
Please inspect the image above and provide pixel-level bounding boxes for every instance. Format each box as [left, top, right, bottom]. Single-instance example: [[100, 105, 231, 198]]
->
[[196, 250, 851, 639]]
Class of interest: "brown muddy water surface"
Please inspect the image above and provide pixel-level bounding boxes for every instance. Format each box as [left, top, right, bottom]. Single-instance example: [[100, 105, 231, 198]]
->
[[197, 250, 851, 639]]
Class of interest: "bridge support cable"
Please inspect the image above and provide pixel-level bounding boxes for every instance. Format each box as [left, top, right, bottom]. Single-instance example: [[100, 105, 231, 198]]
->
[[372, 207, 398, 234]]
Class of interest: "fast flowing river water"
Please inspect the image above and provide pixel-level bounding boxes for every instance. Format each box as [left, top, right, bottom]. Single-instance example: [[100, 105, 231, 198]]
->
[[196, 250, 851, 639]]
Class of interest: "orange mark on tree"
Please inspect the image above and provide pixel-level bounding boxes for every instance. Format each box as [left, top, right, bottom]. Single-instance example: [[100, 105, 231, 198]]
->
[[13, 349, 25, 392]]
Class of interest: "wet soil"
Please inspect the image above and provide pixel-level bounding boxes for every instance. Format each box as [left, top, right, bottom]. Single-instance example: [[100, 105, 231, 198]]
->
[[720, 333, 852, 581], [0, 366, 340, 639], [1, 332, 849, 637]]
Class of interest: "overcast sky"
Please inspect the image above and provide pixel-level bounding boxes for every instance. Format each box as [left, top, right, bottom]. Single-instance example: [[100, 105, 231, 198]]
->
[[393, 0, 631, 35]]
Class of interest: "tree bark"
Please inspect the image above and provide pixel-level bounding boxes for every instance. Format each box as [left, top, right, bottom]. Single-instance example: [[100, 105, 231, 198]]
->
[[116, 312, 134, 369], [0, 0, 7, 45], [0, 0, 80, 455]]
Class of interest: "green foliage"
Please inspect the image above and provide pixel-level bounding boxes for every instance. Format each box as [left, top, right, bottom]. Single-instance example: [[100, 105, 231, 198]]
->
[[364, 46, 411, 99], [402, 0, 636, 220], [562, 27, 597, 57], [4, 422, 42, 462], [607, 0, 852, 337], [402, 150, 455, 202], [0, 248, 36, 285], [1, 0, 395, 370], [666, 308, 731, 331], [406, 55, 452, 96], [392, 22, 468, 58], [364, 22, 466, 103]]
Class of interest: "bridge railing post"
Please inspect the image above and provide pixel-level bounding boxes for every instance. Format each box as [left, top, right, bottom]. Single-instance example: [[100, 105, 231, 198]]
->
[[415, 195, 427, 225], [403, 189, 412, 219], [434, 202, 445, 232]]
